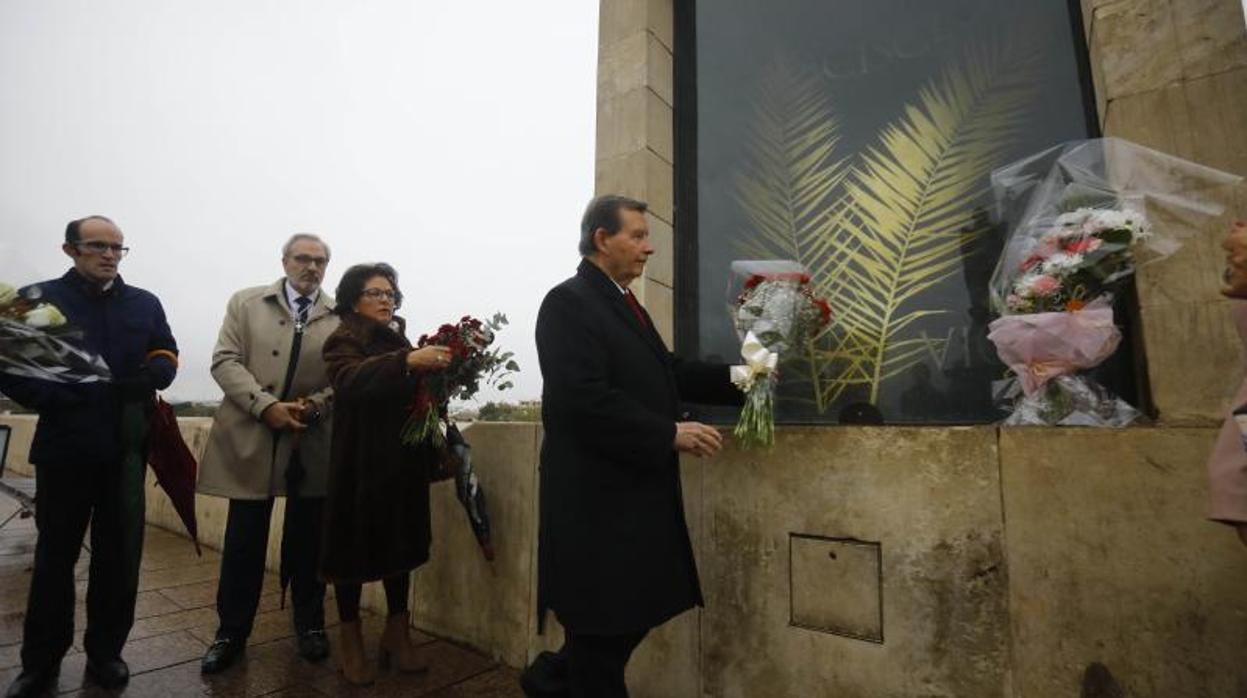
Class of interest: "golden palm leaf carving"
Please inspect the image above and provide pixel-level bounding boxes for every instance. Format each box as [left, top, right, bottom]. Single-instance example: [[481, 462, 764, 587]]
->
[[734, 56, 851, 263], [732, 57, 852, 408], [819, 44, 1041, 405]]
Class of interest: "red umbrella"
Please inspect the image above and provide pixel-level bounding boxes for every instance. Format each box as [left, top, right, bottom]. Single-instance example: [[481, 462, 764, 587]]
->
[[147, 395, 202, 555]]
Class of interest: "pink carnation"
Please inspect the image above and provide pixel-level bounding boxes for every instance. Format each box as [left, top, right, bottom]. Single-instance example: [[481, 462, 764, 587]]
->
[[1028, 275, 1061, 296]]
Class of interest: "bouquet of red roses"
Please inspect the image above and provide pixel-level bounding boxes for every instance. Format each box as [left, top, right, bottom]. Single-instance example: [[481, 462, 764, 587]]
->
[[400, 312, 517, 446]]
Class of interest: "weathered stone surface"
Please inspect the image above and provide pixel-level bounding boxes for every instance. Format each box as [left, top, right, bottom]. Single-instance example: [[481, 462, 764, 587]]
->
[[1137, 299, 1242, 422], [1094, 0, 1184, 99], [596, 149, 674, 225], [1171, 0, 1247, 80], [698, 426, 1009, 698], [597, 32, 673, 107], [413, 423, 542, 669], [789, 536, 883, 641], [595, 88, 673, 164], [1100, 66, 1247, 422], [644, 213, 674, 288], [1001, 426, 1247, 697], [1103, 69, 1247, 178], [1180, 69, 1247, 177], [598, 0, 673, 52]]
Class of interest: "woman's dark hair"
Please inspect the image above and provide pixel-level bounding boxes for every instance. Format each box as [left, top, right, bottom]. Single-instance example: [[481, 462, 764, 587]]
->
[[334, 263, 402, 314]]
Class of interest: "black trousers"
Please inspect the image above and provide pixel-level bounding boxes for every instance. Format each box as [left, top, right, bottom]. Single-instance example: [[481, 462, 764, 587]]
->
[[20, 459, 143, 671], [566, 629, 648, 698], [214, 497, 325, 640]]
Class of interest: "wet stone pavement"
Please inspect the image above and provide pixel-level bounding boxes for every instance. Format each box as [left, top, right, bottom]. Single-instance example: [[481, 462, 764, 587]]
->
[[0, 498, 523, 697]]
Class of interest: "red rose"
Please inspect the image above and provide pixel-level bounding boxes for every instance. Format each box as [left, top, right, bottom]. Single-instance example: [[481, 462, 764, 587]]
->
[[815, 298, 832, 325]]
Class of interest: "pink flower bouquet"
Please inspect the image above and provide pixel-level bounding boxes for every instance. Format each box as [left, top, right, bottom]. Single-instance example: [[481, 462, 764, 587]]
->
[[988, 138, 1241, 425]]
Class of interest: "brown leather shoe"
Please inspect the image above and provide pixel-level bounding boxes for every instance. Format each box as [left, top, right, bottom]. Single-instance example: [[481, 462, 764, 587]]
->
[[378, 612, 428, 674], [337, 620, 375, 686]]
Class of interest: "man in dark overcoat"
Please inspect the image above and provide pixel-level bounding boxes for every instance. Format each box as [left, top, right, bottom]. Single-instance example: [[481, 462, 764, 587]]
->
[[528, 195, 739, 697], [0, 216, 179, 697]]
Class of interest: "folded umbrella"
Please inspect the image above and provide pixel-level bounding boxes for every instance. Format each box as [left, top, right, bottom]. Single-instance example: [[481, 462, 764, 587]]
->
[[445, 424, 494, 561], [146, 395, 202, 555], [277, 441, 309, 606]]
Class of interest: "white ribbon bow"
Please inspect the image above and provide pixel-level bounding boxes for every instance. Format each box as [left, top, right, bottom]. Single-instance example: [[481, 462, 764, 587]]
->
[[730, 331, 778, 393]]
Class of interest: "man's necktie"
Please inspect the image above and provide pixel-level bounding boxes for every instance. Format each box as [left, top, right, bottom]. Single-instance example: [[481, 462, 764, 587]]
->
[[624, 289, 649, 328], [295, 296, 311, 326]]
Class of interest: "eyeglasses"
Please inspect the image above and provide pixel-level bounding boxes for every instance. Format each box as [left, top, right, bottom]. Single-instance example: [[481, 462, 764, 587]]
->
[[75, 241, 130, 258], [361, 288, 402, 306], [288, 254, 329, 268]]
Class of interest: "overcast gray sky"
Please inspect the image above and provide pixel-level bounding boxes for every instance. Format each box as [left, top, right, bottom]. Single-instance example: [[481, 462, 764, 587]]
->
[[0, 0, 599, 404]]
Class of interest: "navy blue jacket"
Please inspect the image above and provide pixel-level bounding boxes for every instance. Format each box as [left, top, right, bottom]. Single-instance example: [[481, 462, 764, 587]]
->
[[0, 269, 178, 465]]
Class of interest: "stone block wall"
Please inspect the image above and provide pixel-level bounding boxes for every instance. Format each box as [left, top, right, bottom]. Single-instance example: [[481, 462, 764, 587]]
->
[[5, 415, 1247, 695], [594, 0, 676, 346], [1082, 0, 1247, 422]]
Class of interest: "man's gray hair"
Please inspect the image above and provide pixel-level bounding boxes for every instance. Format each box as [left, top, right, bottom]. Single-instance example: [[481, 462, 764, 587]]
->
[[579, 195, 648, 256], [282, 233, 331, 260]]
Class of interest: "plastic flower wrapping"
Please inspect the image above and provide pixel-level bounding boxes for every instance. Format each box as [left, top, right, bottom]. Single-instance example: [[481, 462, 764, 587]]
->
[[987, 138, 1241, 426], [727, 260, 832, 447], [0, 281, 112, 384]]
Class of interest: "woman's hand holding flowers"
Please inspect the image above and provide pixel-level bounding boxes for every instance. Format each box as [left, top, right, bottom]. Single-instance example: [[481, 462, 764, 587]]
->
[[407, 345, 453, 372]]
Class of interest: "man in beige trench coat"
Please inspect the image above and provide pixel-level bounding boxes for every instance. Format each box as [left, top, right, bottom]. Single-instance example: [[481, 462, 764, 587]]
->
[[196, 233, 340, 673]]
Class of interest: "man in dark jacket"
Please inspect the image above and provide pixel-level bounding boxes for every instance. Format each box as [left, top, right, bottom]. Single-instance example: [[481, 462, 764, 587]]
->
[[0, 216, 178, 698], [529, 195, 737, 697]]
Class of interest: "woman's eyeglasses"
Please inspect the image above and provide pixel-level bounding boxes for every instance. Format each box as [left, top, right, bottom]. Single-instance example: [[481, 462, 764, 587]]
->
[[361, 288, 402, 306]]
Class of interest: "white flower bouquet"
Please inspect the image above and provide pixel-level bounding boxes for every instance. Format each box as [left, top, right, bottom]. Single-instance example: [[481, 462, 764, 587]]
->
[[0, 281, 112, 383], [728, 261, 831, 447]]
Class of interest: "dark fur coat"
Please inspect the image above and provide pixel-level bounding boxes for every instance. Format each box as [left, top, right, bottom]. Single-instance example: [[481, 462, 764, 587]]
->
[[320, 313, 435, 584]]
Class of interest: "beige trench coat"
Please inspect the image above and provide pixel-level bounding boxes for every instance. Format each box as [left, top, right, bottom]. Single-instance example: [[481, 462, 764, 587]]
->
[[198, 279, 340, 499], [1209, 302, 1247, 525]]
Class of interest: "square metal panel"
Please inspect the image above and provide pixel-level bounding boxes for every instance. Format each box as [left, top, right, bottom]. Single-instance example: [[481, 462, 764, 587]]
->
[[789, 533, 883, 643]]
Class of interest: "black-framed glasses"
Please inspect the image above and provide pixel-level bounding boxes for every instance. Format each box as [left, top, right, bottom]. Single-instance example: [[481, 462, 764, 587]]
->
[[361, 288, 402, 306], [289, 254, 329, 268], [75, 241, 130, 258]]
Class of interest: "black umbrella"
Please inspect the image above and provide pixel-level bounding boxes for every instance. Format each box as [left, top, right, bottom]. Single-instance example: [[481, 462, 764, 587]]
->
[[445, 424, 494, 561]]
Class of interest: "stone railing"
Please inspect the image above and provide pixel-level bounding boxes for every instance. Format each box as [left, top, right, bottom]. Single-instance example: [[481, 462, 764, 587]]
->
[[3, 414, 1246, 695]]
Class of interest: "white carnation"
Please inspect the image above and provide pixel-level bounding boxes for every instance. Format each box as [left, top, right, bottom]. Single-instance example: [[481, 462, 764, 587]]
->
[[1041, 252, 1084, 273]]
